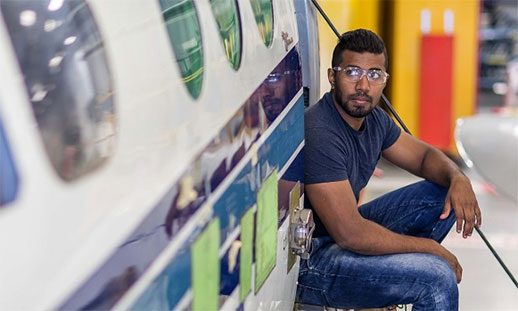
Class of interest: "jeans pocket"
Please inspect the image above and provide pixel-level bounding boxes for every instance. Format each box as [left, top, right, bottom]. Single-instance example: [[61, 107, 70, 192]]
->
[[296, 283, 331, 307]]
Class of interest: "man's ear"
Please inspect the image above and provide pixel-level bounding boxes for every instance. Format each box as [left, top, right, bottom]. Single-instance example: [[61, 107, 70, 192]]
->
[[328, 68, 335, 89]]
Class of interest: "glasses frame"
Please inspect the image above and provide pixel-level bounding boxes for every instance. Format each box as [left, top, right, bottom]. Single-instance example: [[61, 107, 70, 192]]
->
[[332, 66, 389, 85]]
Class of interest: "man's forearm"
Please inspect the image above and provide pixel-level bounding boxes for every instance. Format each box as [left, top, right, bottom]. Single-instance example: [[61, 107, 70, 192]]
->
[[420, 147, 465, 187], [339, 217, 463, 283], [342, 218, 442, 256]]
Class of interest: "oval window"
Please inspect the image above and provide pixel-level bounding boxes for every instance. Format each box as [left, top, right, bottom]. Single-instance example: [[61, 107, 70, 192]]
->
[[1, 0, 116, 181], [0, 115, 18, 206], [250, 0, 273, 47], [210, 0, 242, 70], [159, 0, 204, 99]]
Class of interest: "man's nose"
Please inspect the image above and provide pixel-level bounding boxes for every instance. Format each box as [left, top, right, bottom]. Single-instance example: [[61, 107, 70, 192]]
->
[[355, 75, 370, 92]]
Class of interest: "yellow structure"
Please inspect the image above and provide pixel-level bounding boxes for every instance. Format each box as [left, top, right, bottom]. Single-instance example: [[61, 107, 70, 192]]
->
[[317, 0, 380, 95], [391, 0, 479, 152]]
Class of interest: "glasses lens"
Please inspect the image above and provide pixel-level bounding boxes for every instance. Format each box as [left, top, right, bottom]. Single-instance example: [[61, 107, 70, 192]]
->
[[344, 67, 361, 81], [367, 70, 385, 84], [335, 67, 387, 85]]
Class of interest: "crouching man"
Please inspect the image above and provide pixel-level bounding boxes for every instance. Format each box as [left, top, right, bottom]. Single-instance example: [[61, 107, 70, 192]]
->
[[296, 29, 481, 311]]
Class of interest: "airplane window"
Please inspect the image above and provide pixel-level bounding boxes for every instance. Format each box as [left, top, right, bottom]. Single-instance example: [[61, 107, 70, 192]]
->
[[159, 0, 204, 99], [210, 0, 242, 70], [0, 0, 116, 181], [249, 0, 273, 47], [0, 115, 18, 206]]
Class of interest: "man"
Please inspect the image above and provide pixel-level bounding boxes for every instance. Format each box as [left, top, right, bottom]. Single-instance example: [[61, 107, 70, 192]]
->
[[296, 29, 481, 310]]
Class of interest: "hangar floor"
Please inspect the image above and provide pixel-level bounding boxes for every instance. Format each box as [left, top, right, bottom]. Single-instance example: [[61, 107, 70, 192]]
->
[[363, 158, 518, 311]]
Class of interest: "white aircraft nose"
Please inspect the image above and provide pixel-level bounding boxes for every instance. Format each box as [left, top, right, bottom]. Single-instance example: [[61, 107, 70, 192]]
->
[[455, 112, 518, 203]]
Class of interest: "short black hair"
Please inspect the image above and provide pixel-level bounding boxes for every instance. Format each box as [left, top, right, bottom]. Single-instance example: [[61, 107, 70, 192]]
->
[[331, 29, 388, 69]]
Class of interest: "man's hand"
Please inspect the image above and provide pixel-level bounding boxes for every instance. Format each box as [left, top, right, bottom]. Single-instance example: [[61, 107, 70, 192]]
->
[[434, 242, 463, 283], [383, 134, 482, 239], [440, 174, 482, 238]]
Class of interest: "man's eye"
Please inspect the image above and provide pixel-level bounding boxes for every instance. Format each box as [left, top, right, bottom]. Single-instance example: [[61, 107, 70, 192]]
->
[[345, 69, 360, 76], [368, 71, 381, 79]]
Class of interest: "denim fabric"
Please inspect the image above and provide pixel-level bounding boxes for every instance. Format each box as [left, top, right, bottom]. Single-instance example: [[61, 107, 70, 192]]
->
[[296, 181, 458, 310]]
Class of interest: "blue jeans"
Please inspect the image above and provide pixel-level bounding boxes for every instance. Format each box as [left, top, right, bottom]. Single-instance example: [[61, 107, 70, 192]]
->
[[296, 181, 458, 310]]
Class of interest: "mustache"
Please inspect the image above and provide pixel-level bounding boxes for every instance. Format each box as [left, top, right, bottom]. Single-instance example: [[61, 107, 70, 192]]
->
[[348, 93, 373, 103]]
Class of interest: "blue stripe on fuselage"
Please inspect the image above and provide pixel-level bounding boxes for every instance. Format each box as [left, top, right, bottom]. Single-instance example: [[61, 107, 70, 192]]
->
[[132, 95, 304, 310], [59, 46, 304, 310]]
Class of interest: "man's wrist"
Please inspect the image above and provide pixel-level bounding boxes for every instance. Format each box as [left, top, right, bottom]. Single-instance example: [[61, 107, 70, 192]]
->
[[449, 170, 467, 185], [422, 238, 444, 257]]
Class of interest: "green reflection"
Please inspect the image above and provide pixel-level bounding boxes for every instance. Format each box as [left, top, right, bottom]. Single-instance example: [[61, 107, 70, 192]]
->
[[250, 0, 273, 47], [210, 0, 242, 70], [160, 0, 203, 99]]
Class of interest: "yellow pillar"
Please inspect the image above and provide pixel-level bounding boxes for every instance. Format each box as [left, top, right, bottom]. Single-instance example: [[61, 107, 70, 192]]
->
[[391, 0, 479, 152], [317, 0, 381, 97]]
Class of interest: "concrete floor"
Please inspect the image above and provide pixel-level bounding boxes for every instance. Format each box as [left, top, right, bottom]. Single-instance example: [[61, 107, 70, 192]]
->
[[363, 158, 518, 311]]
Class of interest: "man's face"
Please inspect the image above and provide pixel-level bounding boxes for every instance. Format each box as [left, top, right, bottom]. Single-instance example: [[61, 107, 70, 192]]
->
[[329, 50, 387, 120]]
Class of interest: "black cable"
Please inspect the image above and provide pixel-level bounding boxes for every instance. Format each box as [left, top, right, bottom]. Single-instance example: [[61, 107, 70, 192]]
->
[[381, 94, 411, 134], [310, 0, 518, 290], [475, 226, 518, 288], [310, 0, 341, 38]]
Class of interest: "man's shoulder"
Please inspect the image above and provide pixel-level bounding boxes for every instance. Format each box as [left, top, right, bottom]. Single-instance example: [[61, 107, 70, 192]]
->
[[304, 102, 324, 123], [305, 93, 335, 128]]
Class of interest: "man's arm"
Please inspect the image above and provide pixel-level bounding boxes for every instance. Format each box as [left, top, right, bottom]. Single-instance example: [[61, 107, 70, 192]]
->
[[382, 132, 482, 238], [306, 180, 463, 282]]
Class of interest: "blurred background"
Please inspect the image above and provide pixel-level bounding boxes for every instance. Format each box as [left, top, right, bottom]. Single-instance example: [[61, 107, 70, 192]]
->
[[314, 0, 518, 310]]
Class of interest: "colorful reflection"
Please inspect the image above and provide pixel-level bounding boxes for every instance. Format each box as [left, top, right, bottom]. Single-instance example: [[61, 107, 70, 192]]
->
[[210, 0, 242, 70], [250, 0, 273, 47], [160, 0, 204, 98]]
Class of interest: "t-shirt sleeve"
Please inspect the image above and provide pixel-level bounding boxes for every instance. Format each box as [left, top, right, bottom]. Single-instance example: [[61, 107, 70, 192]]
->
[[379, 109, 402, 150], [304, 126, 349, 184]]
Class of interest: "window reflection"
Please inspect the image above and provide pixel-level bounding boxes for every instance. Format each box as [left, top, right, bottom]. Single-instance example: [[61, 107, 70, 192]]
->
[[159, 0, 204, 99], [1, 0, 116, 181], [249, 0, 273, 47], [210, 0, 242, 70]]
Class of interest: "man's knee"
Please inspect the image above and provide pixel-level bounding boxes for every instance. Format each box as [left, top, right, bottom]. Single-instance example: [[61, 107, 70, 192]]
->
[[423, 256, 459, 309], [432, 257, 458, 287]]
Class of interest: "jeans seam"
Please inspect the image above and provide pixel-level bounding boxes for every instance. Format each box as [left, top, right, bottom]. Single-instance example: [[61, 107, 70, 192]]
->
[[305, 255, 450, 280], [307, 269, 405, 279], [304, 272, 441, 310], [297, 283, 323, 291], [306, 269, 438, 289]]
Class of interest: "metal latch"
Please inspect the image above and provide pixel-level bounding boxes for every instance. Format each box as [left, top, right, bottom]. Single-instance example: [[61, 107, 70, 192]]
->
[[289, 206, 315, 259]]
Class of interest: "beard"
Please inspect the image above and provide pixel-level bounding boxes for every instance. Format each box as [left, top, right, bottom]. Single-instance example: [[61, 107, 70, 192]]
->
[[333, 87, 376, 118]]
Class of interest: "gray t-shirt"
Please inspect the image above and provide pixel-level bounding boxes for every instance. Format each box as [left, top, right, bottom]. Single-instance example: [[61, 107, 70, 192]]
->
[[305, 92, 401, 237]]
